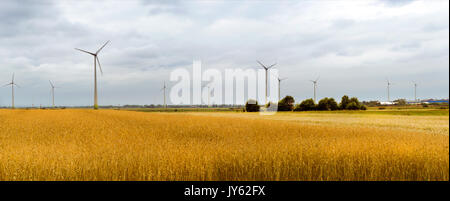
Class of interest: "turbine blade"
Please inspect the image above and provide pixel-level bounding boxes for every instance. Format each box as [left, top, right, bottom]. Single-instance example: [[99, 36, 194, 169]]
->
[[315, 76, 320, 82], [96, 40, 110, 54], [75, 48, 95, 55], [267, 63, 277, 69], [256, 60, 267, 69], [2, 83, 11, 87], [96, 57, 103, 75], [12, 73, 14, 82], [49, 80, 54, 88], [14, 83, 20, 88]]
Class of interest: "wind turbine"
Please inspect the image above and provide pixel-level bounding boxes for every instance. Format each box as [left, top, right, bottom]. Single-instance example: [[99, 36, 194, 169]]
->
[[75, 40, 110, 110], [272, 74, 287, 101], [310, 76, 319, 103], [2, 73, 19, 109], [202, 83, 211, 107], [257, 60, 277, 105], [49, 80, 59, 108], [161, 81, 167, 108], [413, 81, 418, 103], [386, 79, 393, 102]]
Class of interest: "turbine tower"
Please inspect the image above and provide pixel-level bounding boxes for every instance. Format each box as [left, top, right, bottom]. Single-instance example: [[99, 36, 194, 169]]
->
[[75, 41, 110, 110], [257, 60, 277, 105], [161, 81, 167, 108], [2, 73, 19, 109], [49, 80, 58, 108], [386, 79, 393, 102], [202, 83, 211, 107], [310, 76, 319, 103], [413, 81, 418, 103]]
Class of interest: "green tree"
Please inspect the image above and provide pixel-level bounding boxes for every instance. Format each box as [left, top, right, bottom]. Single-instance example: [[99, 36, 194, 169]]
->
[[294, 99, 316, 111], [245, 99, 260, 112], [346, 102, 360, 110], [349, 97, 366, 110], [278, 95, 295, 111], [327, 98, 339, 110], [317, 98, 330, 111], [340, 95, 350, 110]]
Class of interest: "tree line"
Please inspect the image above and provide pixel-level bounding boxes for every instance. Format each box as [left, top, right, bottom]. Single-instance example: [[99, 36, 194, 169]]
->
[[245, 95, 367, 112]]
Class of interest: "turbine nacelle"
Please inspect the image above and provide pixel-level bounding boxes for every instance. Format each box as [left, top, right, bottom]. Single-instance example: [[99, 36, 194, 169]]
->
[[257, 60, 277, 70], [75, 40, 109, 76]]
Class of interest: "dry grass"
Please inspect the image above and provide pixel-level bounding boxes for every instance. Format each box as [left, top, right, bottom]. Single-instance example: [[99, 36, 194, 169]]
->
[[0, 109, 448, 181]]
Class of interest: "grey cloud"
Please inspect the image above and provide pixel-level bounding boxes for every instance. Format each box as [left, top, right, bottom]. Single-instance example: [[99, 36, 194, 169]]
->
[[379, 0, 416, 7], [0, 0, 448, 107]]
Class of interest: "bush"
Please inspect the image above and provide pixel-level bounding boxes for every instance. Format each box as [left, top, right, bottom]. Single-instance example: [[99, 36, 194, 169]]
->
[[295, 96, 366, 111], [316, 97, 339, 111], [278, 96, 295, 111], [245, 99, 260, 112], [346, 102, 360, 110], [294, 99, 316, 111]]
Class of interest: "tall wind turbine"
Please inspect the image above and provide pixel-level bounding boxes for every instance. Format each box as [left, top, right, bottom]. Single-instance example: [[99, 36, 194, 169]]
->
[[75, 41, 110, 110], [161, 81, 167, 108], [310, 76, 319, 103], [2, 73, 19, 109], [49, 80, 59, 108], [257, 60, 277, 105], [386, 79, 393, 102], [413, 81, 418, 103]]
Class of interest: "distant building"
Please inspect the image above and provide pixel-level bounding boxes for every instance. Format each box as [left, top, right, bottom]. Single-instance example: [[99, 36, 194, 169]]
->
[[420, 99, 449, 104], [379, 101, 395, 105]]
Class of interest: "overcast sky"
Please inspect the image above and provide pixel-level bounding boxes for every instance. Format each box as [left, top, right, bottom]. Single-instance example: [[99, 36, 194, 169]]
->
[[0, 0, 448, 106]]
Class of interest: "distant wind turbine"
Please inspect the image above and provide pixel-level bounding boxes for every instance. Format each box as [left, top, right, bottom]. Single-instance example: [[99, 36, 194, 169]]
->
[[386, 79, 393, 102], [413, 81, 418, 103], [161, 81, 167, 108], [2, 73, 19, 109], [75, 40, 110, 110], [49, 80, 59, 108], [310, 76, 320, 103], [202, 83, 211, 107], [272, 74, 287, 101], [257, 60, 277, 105]]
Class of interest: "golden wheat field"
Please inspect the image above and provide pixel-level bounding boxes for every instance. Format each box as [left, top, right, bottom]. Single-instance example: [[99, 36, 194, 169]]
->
[[0, 109, 448, 181]]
